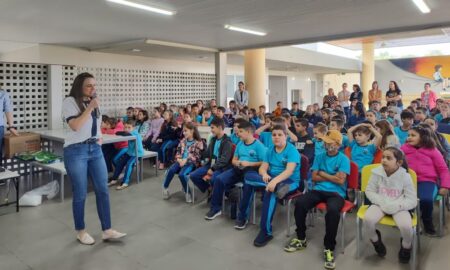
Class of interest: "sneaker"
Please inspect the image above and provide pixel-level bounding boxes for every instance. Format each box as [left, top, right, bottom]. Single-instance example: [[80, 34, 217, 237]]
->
[[398, 240, 411, 264], [234, 219, 248, 230], [77, 231, 95, 245], [423, 221, 437, 237], [116, 184, 129, 190], [185, 192, 192, 203], [108, 180, 118, 186], [162, 188, 170, 200], [253, 230, 273, 247], [370, 230, 387, 257], [323, 249, 336, 270], [284, 238, 307, 252], [102, 229, 127, 241], [204, 209, 222, 220]]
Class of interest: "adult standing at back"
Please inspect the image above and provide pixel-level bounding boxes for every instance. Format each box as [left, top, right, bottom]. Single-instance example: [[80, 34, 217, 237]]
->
[[350, 84, 363, 103], [421, 83, 438, 111], [323, 88, 338, 107], [337, 83, 351, 116], [62, 72, 126, 245], [368, 81, 382, 104], [386, 80, 403, 110], [234, 81, 248, 110], [0, 83, 19, 165]]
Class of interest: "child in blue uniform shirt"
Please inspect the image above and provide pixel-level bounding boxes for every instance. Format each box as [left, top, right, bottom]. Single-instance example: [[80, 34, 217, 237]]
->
[[329, 117, 349, 152], [313, 123, 327, 158], [205, 121, 267, 220], [230, 118, 247, 145], [109, 119, 144, 190], [347, 123, 382, 172], [249, 108, 261, 129], [285, 130, 350, 270], [241, 125, 301, 247], [394, 110, 414, 145]]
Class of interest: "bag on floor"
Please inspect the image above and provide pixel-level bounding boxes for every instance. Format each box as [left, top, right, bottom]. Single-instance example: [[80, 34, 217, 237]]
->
[[19, 181, 60, 206]]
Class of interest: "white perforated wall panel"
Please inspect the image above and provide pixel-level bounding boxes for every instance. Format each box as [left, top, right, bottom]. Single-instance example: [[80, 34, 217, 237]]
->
[[0, 62, 48, 131], [62, 66, 216, 116]]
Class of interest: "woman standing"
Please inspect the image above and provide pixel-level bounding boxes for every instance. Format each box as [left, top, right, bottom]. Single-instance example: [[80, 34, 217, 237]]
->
[[323, 88, 338, 107], [386, 81, 403, 110], [63, 73, 126, 245], [368, 81, 382, 104], [350, 84, 363, 103]]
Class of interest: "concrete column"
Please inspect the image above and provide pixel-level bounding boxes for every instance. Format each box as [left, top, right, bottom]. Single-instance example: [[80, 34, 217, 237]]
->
[[244, 49, 266, 109], [215, 52, 227, 107], [362, 42, 375, 106], [48, 65, 64, 130]]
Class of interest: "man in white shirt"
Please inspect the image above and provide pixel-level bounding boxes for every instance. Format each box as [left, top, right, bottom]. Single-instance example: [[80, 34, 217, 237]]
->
[[233, 81, 248, 110], [337, 83, 351, 117]]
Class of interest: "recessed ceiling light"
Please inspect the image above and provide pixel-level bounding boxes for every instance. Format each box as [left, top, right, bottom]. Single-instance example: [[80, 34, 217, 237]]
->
[[411, 0, 430, 14], [106, 0, 175, 16], [131, 48, 141, 52], [224, 25, 266, 36]]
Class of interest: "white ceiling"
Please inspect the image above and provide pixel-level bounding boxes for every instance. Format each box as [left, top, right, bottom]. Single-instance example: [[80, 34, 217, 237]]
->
[[1, 0, 450, 51]]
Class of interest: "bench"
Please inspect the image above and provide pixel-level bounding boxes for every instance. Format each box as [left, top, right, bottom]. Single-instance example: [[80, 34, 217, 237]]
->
[[30, 161, 67, 202]]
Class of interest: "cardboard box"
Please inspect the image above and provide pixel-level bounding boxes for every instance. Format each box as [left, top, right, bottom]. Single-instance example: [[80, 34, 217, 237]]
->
[[3, 132, 41, 159]]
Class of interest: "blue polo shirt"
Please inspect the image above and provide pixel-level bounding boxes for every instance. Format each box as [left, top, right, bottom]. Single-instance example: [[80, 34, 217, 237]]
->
[[394, 126, 409, 145], [313, 138, 326, 156], [338, 134, 350, 152], [0, 90, 13, 127], [264, 143, 300, 182], [230, 133, 241, 145], [350, 140, 377, 171], [259, 131, 273, 148], [312, 152, 350, 198], [235, 139, 267, 162], [213, 138, 222, 158]]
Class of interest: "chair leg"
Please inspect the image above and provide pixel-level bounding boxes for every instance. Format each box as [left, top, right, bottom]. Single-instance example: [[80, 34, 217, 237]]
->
[[439, 198, 444, 237], [286, 199, 292, 237], [252, 192, 257, 225], [356, 217, 361, 259], [411, 228, 417, 270], [340, 212, 345, 254], [60, 173, 64, 202]]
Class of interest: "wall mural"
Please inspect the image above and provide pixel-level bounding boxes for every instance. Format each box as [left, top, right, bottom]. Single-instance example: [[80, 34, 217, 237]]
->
[[390, 55, 450, 90]]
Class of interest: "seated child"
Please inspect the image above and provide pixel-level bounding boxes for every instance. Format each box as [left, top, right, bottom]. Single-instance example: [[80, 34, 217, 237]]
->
[[230, 118, 247, 145], [292, 118, 315, 163], [240, 125, 301, 247], [205, 121, 267, 220], [101, 116, 128, 173], [347, 123, 382, 172], [329, 116, 349, 153], [313, 123, 328, 157], [109, 119, 144, 190], [189, 118, 233, 198], [200, 108, 215, 126], [363, 147, 417, 263], [162, 123, 204, 203], [285, 130, 350, 270], [394, 110, 414, 145], [249, 108, 261, 128]]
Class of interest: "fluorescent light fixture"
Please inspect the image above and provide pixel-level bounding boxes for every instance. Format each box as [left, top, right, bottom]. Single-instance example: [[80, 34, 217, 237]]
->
[[107, 0, 175, 16], [412, 0, 430, 13], [224, 25, 266, 36]]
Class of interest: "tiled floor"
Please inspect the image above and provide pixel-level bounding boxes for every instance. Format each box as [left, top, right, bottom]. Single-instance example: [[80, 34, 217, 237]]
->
[[0, 169, 448, 270]]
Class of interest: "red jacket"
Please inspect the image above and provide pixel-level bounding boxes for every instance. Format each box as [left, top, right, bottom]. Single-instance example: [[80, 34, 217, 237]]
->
[[102, 121, 128, 149], [421, 90, 438, 109]]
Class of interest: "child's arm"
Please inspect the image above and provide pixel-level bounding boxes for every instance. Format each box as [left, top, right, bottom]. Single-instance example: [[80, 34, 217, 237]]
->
[[313, 170, 346, 185], [365, 174, 387, 207], [365, 123, 382, 148], [266, 163, 296, 192], [255, 123, 270, 135], [346, 124, 359, 143], [258, 162, 270, 182], [286, 127, 298, 142], [431, 149, 450, 193]]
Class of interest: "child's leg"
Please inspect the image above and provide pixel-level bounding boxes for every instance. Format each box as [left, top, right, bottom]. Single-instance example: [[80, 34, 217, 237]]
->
[[121, 156, 137, 185], [160, 140, 174, 164], [260, 179, 298, 235], [189, 165, 210, 193], [111, 153, 130, 180], [418, 182, 438, 225], [165, 140, 179, 163], [238, 171, 263, 221], [210, 168, 239, 213], [363, 204, 386, 242], [392, 211, 413, 249], [178, 163, 195, 193], [323, 192, 345, 251], [294, 190, 323, 240], [112, 148, 127, 166], [163, 162, 182, 189]]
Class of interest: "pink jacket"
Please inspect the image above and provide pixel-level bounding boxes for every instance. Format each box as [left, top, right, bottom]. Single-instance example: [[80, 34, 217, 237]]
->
[[401, 144, 450, 188], [421, 90, 438, 109]]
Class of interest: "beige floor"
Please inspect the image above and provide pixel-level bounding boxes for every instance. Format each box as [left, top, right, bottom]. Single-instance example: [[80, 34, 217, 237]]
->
[[0, 169, 448, 270]]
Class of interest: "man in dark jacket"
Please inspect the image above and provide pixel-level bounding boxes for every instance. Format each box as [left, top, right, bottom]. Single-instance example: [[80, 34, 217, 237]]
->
[[189, 118, 233, 208]]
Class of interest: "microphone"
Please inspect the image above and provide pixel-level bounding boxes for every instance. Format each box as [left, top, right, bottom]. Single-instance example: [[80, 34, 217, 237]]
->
[[91, 93, 99, 116]]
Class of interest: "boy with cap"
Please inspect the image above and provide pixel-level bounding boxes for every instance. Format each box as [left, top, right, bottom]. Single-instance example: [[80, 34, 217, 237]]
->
[[284, 130, 350, 270]]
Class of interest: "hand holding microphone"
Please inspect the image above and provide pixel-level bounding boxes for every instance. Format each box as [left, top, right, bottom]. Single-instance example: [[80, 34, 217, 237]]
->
[[88, 93, 100, 111]]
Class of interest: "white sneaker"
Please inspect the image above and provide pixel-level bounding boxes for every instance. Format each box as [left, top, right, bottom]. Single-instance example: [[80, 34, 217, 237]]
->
[[162, 188, 170, 200], [77, 232, 95, 245], [102, 229, 127, 241], [185, 192, 192, 203]]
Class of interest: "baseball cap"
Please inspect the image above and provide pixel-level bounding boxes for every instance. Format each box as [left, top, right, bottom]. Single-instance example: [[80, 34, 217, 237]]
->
[[319, 130, 343, 145]]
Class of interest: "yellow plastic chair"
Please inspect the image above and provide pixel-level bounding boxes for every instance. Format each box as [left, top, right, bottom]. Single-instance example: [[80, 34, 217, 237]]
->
[[441, 133, 450, 144], [356, 164, 419, 270]]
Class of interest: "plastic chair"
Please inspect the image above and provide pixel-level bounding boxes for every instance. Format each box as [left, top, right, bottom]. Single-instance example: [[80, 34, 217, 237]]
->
[[356, 164, 419, 270], [309, 161, 359, 254]]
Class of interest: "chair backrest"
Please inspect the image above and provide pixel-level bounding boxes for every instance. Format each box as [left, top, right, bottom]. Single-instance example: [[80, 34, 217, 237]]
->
[[441, 132, 450, 144], [344, 146, 351, 160], [347, 161, 359, 190], [300, 154, 310, 181], [230, 144, 237, 160], [361, 163, 418, 193], [372, 149, 383, 164]]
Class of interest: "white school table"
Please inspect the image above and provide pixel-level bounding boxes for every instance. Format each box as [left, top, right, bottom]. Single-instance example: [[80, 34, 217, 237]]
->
[[0, 169, 20, 212], [32, 129, 140, 182]]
